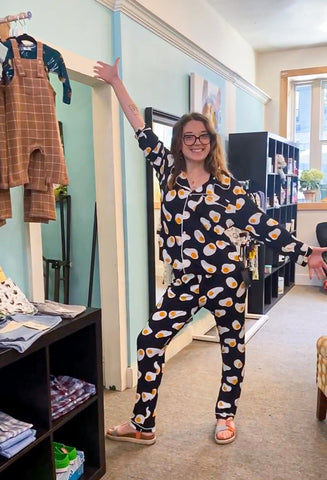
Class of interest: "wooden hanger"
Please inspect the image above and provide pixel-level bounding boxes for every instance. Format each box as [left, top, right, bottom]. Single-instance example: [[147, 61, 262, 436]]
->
[[0, 22, 10, 41], [15, 33, 37, 47], [0, 266, 6, 283]]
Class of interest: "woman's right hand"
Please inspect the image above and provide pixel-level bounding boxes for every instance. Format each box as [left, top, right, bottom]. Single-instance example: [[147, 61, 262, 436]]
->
[[93, 58, 120, 85], [93, 57, 145, 131]]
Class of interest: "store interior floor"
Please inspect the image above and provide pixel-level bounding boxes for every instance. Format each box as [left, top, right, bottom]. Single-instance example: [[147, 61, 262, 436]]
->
[[102, 285, 326, 480]]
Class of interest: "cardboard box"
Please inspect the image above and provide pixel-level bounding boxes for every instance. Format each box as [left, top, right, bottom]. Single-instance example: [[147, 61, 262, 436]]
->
[[56, 450, 85, 480]]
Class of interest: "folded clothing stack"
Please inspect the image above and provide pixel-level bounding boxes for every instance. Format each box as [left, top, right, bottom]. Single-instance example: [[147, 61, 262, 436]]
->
[[0, 411, 36, 458], [0, 314, 62, 352], [50, 375, 96, 420]]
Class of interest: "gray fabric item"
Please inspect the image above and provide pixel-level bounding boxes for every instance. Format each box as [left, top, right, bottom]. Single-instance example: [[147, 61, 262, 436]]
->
[[33, 300, 86, 318]]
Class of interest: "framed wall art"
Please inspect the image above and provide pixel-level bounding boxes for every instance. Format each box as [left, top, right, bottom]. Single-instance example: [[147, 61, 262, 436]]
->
[[190, 72, 222, 133]]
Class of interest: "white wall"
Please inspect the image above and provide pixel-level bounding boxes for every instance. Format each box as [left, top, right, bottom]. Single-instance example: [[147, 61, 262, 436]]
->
[[257, 46, 327, 285], [129, 0, 256, 83], [256, 45, 327, 134]]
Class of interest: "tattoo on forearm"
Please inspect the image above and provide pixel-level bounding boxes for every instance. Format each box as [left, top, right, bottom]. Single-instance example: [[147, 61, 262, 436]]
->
[[128, 104, 139, 115]]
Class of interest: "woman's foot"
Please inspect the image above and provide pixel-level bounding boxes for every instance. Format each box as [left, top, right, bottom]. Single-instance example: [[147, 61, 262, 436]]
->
[[106, 421, 156, 445], [215, 417, 236, 444]]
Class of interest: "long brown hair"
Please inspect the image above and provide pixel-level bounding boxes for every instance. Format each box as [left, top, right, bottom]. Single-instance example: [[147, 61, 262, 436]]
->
[[168, 112, 231, 189]]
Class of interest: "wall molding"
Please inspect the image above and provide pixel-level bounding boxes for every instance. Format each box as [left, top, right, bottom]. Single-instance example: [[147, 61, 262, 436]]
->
[[95, 0, 270, 104]]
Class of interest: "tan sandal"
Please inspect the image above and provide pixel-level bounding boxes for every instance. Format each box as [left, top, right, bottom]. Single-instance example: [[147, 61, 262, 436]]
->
[[215, 417, 236, 445], [106, 423, 156, 446]]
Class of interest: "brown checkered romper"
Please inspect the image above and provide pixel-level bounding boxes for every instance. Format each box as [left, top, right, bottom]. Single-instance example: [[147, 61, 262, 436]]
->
[[0, 85, 11, 226], [4, 39, 69, 222]]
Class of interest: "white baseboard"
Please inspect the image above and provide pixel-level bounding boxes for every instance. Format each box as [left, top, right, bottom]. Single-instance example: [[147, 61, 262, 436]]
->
[[125, 311, 215, 388]]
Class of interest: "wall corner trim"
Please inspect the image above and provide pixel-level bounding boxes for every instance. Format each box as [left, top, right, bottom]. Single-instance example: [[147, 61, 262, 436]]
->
[[95, 0, 271, 104]]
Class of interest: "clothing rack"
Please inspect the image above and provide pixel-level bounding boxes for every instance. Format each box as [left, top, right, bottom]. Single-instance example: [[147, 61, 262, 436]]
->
[[0, 11, 32, 25], [43, 194, 71, 304]]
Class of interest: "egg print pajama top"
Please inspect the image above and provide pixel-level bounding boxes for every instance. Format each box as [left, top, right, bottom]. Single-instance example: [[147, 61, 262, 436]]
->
[[130, 127, 312, 433]]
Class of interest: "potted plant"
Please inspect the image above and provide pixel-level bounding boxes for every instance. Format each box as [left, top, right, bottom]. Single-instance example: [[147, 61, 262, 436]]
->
[[299, 168, 324, 201]]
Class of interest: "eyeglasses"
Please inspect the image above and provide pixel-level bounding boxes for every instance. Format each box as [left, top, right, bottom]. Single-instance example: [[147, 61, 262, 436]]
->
[[183, 133, 211, 146]]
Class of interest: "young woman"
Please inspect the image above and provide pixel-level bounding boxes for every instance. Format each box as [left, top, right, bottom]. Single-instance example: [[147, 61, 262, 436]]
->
[[93, 58, 327, 445]]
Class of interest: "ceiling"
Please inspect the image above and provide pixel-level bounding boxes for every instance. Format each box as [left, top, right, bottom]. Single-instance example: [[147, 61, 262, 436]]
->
[[206, 0, 327, 52]]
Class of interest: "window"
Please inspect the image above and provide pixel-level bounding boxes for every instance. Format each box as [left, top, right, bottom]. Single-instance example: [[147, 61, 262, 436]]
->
[[294, 83, 311, 173], [280, 68, 327, 202], [291, 79, 327, 183]]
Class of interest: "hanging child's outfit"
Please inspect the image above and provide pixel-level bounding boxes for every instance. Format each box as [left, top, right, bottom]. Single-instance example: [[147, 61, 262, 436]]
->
[[0, 38, 71, 225]]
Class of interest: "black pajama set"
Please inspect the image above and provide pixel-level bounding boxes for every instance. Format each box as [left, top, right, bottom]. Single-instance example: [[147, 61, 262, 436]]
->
[[130, 127, 311, 433]]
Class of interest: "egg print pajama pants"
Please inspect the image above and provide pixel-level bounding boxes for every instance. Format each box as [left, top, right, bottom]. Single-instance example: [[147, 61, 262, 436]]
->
[[131, 270, 246, 432]]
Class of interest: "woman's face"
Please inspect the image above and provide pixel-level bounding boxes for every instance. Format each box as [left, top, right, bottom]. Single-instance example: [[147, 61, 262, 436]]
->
[[181, 120, 211, 167]]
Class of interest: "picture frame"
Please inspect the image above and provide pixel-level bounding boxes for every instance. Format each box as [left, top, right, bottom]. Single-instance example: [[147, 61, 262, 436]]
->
[[189, 72, 222, 133]]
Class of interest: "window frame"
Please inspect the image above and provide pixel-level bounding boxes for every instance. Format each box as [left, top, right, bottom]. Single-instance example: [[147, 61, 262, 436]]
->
[[280, 67, 327, 205]]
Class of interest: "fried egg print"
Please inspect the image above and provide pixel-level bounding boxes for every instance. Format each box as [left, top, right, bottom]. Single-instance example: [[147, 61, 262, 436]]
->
[[203, 243, 217, 256], [233, 185, 246, 195], [138, 349, 145, 361], [234, 359, 243, 369], [235, 198, 245, 210], [169, 310, 187, 319], [226, 277, 238, 288], [178, 189, 189, 199], [146, 348, 164, 358], [248, 212, 262, 224], [155, 330, 172, 338], [194, 229, 206, 243], [141, 326, 152, 336], [167, 236, 175, 247], [268, 228, 281, 240], [200, 217, 211, 231], [207, 286, 224, 299], [209, 210, 221, 223], [162, 204, 172, 221], [201, 260, 217, 273], [219, 297, 233, 307], [165, 190, 176, 201], [183, 248, 199, 259], [152, 311, 167, 321], [221, 263, 236, 274], [235, 302, 245, 313], [142, 389, 157, 402]]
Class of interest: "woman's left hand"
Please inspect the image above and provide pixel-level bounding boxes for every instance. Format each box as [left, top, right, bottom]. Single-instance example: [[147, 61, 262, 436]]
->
[[307, 246, 327, 280]]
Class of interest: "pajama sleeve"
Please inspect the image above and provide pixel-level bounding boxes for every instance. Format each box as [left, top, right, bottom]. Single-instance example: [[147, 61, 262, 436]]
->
[[135, 127, 174, 187], [226, 179, 312, 266]]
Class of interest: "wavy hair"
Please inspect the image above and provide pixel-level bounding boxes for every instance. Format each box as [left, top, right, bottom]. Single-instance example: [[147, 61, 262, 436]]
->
[[168, 112, 231, 190]]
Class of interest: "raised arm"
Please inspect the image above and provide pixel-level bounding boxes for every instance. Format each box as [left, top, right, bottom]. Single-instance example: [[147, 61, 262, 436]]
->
[[93, 58, 145, 132]]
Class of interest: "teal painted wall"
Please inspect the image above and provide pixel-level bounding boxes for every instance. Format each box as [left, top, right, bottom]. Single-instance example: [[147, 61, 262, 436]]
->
[[0, 0, 112, 298], [0, 0, 112, 61], [0, 187, 28, 292], [235, 88, 264, 133], [42, 78, 100, 307]]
